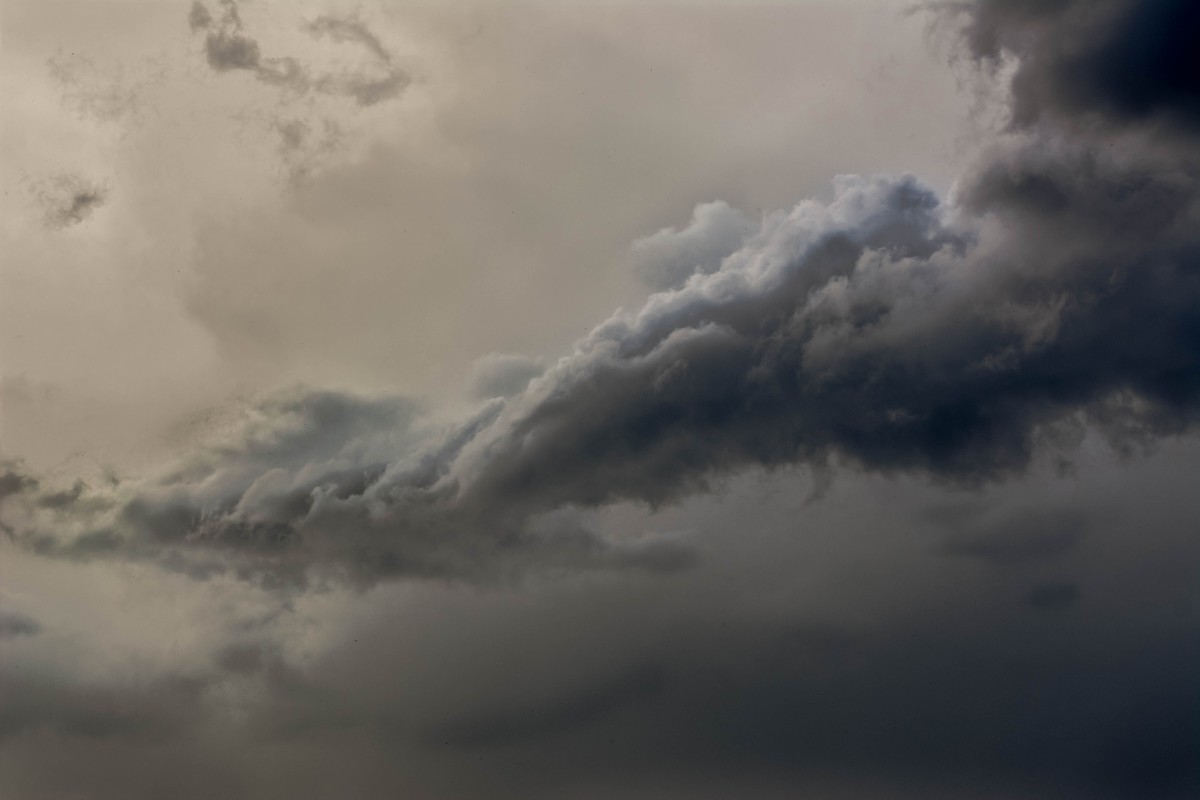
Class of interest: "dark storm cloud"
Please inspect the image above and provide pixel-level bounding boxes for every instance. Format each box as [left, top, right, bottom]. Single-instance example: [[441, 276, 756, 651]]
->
[[957, 0, 1200, 132], [8, 0, 1200, 588], [6, 445, 1200, 798], [110, 461, 1190, 800], [8, 4, 1200, 799], [188, 1, 409, 106]]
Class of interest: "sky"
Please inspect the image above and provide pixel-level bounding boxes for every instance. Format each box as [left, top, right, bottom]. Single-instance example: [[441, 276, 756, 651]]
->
[[1, 1, 1199, 798]]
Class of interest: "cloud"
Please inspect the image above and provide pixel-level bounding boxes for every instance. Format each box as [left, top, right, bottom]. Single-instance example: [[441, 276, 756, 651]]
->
[[0, 611, 42, 639], [188, 1, 212, 33], [468, 353, 547, 400], [0, 465, 39, 502], [46, 52, 144, 123], [0, 670, 206, 742], [189, 1, 409, 107], [6, 0, 1200, 591], [7, 3, 1200, 798], [305, 15, 393, 66], [270, 116, 344, 185], [427, 664, 665, 748], [30, 174, 108, 229], [936, 509, 1088, 564], [4, 441, 1199, 799], [955, 0, 1200, 132], [1025, 580, 1081, 610], [629, 200, 758, 290], [1, 387, 693, 584]]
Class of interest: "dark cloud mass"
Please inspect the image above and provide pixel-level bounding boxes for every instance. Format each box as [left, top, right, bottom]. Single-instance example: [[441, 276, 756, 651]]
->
[[960, 0, 1200, 131]]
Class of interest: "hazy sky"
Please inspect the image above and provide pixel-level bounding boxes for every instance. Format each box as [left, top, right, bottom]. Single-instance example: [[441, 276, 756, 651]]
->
[[2, 1, 1199, 798]]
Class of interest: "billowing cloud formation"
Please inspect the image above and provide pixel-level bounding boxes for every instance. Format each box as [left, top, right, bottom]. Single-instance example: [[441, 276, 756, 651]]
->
[[189, 0, 408, 106], [959, 0, 1200, 131], [6, 0, 1200, 586], [629, 200, 758, 290]]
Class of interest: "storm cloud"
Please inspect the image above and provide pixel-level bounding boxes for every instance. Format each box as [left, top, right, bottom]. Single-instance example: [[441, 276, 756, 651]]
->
[[5, 3, 1200, 797], [7, 0, 1200, 588], [957, 0, 1200, 132]]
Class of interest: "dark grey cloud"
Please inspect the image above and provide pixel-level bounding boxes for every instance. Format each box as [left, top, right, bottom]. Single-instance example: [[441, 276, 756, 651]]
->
[[188, 1, 409, 106], [4, 448, 1200, 799], [956, 0, 1200, 132]]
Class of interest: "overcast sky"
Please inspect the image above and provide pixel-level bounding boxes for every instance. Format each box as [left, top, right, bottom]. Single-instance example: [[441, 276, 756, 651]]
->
[[2, 1, 1199, 798]]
